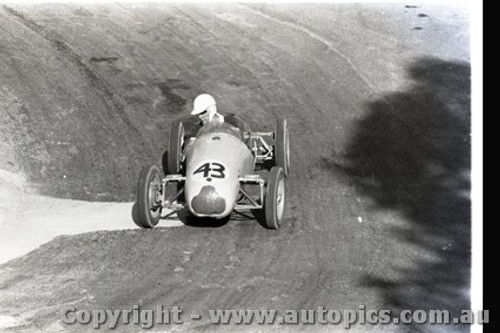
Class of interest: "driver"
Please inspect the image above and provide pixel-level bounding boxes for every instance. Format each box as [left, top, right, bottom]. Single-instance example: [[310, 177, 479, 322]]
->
[[191, 93, 225, 125], [187, 93, 248, 149]]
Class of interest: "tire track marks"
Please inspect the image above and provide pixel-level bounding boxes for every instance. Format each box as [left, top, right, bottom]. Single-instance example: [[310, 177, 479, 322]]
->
[[239, 4, 376, 93], [2, 5, 150, 150]]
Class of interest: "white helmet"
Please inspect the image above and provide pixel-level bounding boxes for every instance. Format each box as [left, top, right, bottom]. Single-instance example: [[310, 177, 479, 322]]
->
[[191, 94, 216, 116]]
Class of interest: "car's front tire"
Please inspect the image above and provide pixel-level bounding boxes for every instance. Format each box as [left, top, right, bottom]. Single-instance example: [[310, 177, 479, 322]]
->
[[264, 166, 285, 229], [135, 165, 163, 228]]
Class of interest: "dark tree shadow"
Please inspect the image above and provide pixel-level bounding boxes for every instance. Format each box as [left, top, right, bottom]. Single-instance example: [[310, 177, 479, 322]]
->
[[330, 58, 471, 332]]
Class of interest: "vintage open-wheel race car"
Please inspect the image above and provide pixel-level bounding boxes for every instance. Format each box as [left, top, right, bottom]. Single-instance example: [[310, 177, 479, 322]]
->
[[134, 117, 290, 230]]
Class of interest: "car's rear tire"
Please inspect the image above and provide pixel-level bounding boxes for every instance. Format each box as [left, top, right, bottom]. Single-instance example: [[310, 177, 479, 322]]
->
[[135, 165, 163, 228], [264, 166, 285, 229], [168, 120, 185, 175], [275, 118, 290, 177]]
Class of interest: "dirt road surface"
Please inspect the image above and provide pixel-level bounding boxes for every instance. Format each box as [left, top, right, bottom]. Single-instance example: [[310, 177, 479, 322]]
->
[[0, 3, 471, 333]]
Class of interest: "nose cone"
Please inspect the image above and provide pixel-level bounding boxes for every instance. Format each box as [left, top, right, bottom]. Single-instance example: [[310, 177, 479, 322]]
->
[[191, 185, 226, 215]]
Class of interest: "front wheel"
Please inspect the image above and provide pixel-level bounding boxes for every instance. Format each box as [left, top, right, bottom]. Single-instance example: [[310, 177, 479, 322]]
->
[[264, 166, 285, 229], [135, 165, 163, 228]]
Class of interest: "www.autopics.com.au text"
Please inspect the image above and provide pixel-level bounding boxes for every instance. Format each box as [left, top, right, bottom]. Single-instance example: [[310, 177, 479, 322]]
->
[[60, 304, 489, 329]]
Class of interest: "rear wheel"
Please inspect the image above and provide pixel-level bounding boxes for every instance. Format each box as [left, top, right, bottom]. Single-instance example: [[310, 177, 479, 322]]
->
[[264, 166, 285, 229], [275, 118, 290, 177], [135, 165, 163, 228], [168, 120, 185, 174]]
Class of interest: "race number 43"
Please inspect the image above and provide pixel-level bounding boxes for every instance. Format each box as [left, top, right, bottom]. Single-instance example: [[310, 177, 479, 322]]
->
[[193, 162, 226, 179]]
